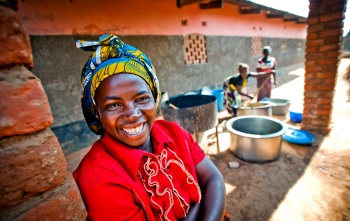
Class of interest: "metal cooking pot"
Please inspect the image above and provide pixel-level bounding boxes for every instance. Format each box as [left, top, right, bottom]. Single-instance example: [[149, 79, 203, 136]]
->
[[236, 103, 272, 117], [268, 98, 291, 115], [161, 94, 218, 134], [226, 116, 286, 162]]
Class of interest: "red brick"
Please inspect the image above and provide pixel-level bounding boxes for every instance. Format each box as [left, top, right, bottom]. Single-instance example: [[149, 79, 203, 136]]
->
[[305, 52, 325, 60], [304, 91, 324, 98], [331, 3, 346, 12], [318, 58, 339, 65], [302, 124, 329, 133], [320, 29, 342, 38], [307, 17, 319, 25], [323, 91, 335, 98], [321, 104, 332, 110], [304, 97, 314, 103], [304, 103, 318, 109], [324, 78, 336, 84], [326, 50, 341, 58], [320, 12, 344, 23], [316, 72, 337, 78], [319, 43, 341, 52], [306, 47, 318, 53], [324, 20, 344, 30], [309, 2, 322, 10], [313, 109, 331, 116], [305, 60, 316, 66], [311, 120, 329, 126], [304, 84, 314, 91], [304, 72, 316, 82], [308, 24, 324, 33], [1, 173, 87, 221], [327, 0, 346, 6], [0, 66, 53, 138], [0, 128, 67, 207], [305, 65, 323, 73], [308, 10, 320, 18], [316, 98, 333, 105], [307, 32, 318, 40], [315, 84, 335, 90], [302, 113, 319, 120], [0, 6, 33, 68], [325, 35, 343, 44], [305, 78, 323, 85], [323, 65, 338, 72], [306, 39, 324, 47]]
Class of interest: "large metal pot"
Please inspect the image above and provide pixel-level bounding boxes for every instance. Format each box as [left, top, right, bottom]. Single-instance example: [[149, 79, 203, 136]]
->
[[237, 103, 272, 117], [226, 116, 286, 162], [161, 94, 218, 134]]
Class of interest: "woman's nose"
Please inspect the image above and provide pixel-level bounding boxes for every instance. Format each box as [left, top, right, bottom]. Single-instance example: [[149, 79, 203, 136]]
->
[[124, 103, 141, 119]]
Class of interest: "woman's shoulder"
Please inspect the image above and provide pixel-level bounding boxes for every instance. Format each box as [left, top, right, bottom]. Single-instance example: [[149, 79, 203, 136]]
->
[[153, 119, 183, 131], [152, 120, 192, 144], [73, 139, 126, 177]]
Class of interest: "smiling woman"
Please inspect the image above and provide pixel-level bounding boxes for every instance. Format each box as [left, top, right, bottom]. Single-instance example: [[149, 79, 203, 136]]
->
[[73, 34, 228, 221]]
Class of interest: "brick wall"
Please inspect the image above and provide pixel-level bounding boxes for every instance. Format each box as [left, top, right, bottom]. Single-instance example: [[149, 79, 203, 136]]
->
[[0, 5, 86, 220], [302, 0, 347, 132]]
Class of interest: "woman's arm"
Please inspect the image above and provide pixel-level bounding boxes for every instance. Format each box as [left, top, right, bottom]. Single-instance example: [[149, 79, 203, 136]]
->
[[249, 70, 275, 78], [195, 157, 226, 221], [236, 85, 254, 99]]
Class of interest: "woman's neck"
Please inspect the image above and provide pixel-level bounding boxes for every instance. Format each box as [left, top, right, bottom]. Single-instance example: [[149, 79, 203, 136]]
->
[[137, 136, 154, 153]]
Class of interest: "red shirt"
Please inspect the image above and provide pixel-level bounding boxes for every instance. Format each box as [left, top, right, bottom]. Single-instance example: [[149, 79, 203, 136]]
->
[[73, 120, 206, 221]]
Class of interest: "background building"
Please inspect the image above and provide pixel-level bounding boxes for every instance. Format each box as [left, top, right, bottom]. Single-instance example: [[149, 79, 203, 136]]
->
[[17, 0, 307, 154]]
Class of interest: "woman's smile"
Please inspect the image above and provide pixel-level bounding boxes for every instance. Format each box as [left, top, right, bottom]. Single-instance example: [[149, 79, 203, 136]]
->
[[122, 123, 145, 136]]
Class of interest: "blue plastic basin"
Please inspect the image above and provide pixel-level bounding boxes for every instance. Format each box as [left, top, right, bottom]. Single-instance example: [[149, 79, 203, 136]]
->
[[289, 110, 303, 123]]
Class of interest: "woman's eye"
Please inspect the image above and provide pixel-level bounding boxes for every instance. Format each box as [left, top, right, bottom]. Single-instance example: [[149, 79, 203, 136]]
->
[[105, 103, 121, 110], [136, 96, 150, 103]]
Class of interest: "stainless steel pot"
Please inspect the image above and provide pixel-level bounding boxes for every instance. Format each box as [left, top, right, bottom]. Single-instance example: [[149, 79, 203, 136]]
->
[[226, 116, 286, 162], [269, 98, 291, 115], [236, 103, 272, 117]]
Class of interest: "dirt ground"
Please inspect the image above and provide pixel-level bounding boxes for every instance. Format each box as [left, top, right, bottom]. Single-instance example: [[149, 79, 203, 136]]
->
[[205, 130, 323, 221]]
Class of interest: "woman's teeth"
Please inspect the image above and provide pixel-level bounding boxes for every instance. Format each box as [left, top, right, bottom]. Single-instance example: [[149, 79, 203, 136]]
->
[[123, 124, 144, 135]]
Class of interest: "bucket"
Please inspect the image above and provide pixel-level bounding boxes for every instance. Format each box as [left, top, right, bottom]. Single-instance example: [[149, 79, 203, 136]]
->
[[212, 89, 225, 111]]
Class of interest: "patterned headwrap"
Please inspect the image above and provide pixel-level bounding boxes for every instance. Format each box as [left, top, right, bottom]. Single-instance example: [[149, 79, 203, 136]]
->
[[76, 34, 161, 135]]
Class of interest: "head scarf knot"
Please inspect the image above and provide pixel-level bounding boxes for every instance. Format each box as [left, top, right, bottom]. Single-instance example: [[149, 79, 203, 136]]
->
[[76, 34, 161, 135]]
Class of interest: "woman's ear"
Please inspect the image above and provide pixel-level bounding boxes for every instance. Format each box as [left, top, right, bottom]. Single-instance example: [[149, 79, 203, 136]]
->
[[95, 108, 101, 119]]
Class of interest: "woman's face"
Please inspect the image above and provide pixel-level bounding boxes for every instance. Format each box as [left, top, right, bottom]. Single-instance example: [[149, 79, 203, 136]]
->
[[94, 73, 156, 148], [263, 49, 270, 57], [239, 68, 248, 78]]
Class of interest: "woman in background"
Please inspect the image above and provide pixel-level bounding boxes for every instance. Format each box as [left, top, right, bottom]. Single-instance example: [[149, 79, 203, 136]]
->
[[256, 46, 277, 101], [223, 63, 273, 117]]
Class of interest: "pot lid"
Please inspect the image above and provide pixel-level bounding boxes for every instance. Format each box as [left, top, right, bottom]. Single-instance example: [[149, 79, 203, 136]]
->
[[282, 128, 315, 145]]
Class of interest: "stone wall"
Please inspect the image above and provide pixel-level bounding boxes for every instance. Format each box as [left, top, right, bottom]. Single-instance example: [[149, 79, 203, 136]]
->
[[0, 5, 86, 220], [302, 0, 346, 132]]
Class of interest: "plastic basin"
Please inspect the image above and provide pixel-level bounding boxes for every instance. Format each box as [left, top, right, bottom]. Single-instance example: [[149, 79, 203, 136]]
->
[[289, 110, 303, 123]]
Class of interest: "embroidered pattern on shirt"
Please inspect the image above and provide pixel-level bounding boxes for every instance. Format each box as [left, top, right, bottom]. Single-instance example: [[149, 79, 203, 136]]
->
[[138, 148, 201, 221]]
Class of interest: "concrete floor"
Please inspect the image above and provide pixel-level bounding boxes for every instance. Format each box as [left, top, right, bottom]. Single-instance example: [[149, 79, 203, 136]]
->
[[65, 60, 350, 220]]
